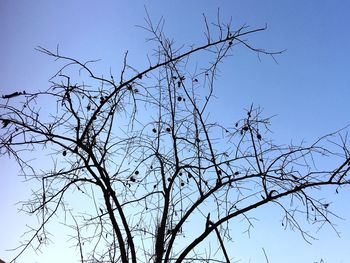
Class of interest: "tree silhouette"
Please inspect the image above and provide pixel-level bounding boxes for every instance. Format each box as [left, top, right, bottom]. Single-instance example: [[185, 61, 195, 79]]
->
[[1, 15, 349, 263]]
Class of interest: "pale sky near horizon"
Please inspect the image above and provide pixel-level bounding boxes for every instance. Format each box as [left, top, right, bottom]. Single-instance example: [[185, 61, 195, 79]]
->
[[1, 1, 350, 263]]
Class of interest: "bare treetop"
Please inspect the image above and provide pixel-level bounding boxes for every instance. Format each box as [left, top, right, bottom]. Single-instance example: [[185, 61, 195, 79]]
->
[[0, 15, 349, 263]]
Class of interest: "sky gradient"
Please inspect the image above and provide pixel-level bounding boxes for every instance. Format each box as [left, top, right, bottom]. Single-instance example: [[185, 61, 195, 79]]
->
[[1, 1, 350, 262]]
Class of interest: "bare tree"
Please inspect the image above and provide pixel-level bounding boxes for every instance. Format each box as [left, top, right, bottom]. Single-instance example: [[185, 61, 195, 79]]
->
[[1, 14, 349, 263]]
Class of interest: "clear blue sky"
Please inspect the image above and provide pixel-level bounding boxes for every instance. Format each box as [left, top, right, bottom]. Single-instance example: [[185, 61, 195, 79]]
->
[[1, 1, 350, 262]]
